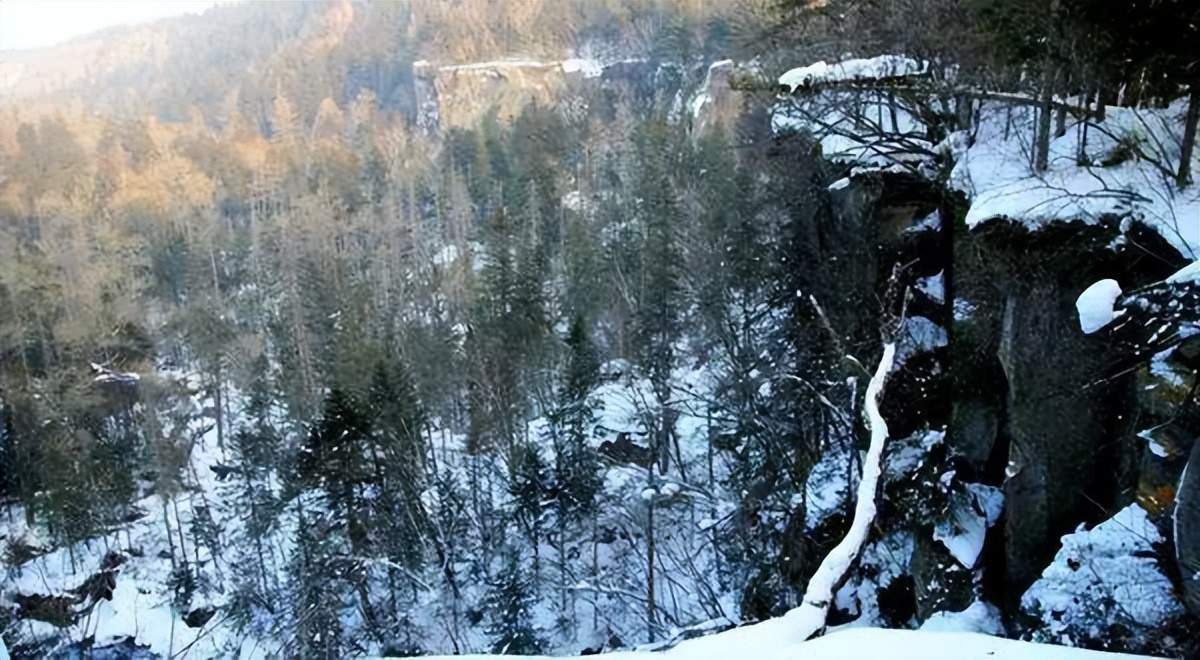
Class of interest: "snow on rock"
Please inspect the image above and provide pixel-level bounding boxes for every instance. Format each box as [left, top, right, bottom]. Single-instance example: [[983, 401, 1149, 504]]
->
[[916, 271, 946, 304], [1021, 503, 1184, 644], [836, 531, 916, 627], [919, 601, 1005, 636], [779, 55, 927, 93], [1076, 279, 1123, 334], [951, 102, 1199, 260], [934, 483, 1004, 569], [1166, 260, 1200, 284], [896, 315, 948, 364], [772, 58, 933, 166], [886, 429, 945, 479], [561, 57, 603, 78]]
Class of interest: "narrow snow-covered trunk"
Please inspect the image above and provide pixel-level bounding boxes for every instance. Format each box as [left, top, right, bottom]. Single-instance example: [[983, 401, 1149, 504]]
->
[[783, 342, 896, 642]]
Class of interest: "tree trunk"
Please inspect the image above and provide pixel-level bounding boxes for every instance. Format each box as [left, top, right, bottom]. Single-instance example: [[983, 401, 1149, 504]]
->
[[1035, 62, 1057, 172], [646, 497, 656, 643], [782, 342, 895, 642], [1177, 85, 1199, 189]]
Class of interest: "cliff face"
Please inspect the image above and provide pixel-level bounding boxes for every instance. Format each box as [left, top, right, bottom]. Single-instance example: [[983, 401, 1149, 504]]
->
[[413, 59, 572, 131], [819, 159, 1196, 621], [410, 56, 749, 134]]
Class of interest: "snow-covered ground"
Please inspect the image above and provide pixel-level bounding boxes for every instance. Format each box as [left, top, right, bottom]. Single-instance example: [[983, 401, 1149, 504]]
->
[[776, 55, 1200, 262], [950, 101, 1199, 260], [407, 624, 1162, 660]]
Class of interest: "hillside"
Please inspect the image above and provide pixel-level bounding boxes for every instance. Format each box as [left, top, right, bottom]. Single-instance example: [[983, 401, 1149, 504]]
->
[[2, 1, 1199, 659]]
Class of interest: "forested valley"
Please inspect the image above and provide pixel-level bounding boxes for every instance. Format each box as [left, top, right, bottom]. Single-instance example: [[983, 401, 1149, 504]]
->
[[1, 1, 1199, 659]]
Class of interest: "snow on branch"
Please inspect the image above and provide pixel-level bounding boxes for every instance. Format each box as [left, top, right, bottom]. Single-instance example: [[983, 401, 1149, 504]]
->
[[781, 341, 896, 642]]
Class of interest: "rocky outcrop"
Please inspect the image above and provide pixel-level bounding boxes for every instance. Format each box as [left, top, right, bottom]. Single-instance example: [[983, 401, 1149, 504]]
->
[[832, 163, 1193, 620], [692, 60, 746, 139], [413, 59, 570, 131], [1177, 437, 1200, 616], [966, 219, 1187, 604]]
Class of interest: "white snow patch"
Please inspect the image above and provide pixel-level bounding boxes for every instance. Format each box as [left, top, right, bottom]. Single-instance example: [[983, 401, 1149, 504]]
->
[[1149, 438, 1169, 458], [934, 483, 1004, 569], [916, 271, 945, 304], [433, 244, 460, 267], [919, 601, 1004, 636], [561, 58, 603, 78], [828, 177, 851, 191], [779, 55, 927, 93], [1166, 260, 1200, 284], [954, 299, 977, 321], [1076, 279, 1123, 334], [1022, 503, 1184, 642]]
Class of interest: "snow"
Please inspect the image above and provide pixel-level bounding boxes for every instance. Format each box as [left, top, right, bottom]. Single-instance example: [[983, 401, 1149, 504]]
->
[[1148, 438, 1169, 458], [407, 625, 1160, 660], [951, 102, 1200, 260], [0, 636, 8, 660], [561, 58, 603, 78], [773, 90, 932, 166], [1166, 260, 1200, 283], [828, 177, 851, 191], [834, 531, 915, 627], [886, 429, 944, 478], [896, 315, 947, 364], [804, 442, 857, 531], [779, 55, 927, 93], [774, 56, 934, 166], [954, 299, 977, 321], [433, 244, 460, 266], [562, 189, 586, 213], [775, 55, 1199, 258], [1076, 279, 1123, 334], [1021, 503, 1184, 644], [933, 483, 1004, 569], [919, 601, 1004, 636], [916, 271, 945, 304]]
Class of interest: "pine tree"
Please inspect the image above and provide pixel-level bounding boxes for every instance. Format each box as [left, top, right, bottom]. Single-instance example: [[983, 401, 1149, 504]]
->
[[484, 552, 546, 656], [222, 356, 284, 626], [553, 314, 602, 527], [632, 120, 685, 477], [366, 357, 429, 581], [296, 388, 372, 551], [509, 440, 550, 580], [289, 506, 347, 660]]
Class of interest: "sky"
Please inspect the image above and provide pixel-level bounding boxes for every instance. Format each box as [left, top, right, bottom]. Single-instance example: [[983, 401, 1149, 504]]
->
[[0, 0, 227, 51]]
